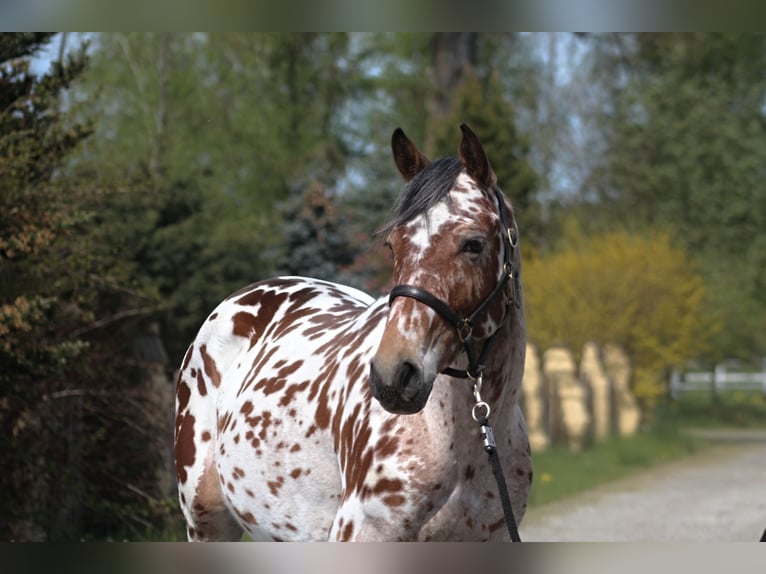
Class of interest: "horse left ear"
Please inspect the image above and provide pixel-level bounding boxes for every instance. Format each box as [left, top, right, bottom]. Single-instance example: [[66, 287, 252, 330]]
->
[[459, 123, 497, 189], [392, 128, 431, 182]]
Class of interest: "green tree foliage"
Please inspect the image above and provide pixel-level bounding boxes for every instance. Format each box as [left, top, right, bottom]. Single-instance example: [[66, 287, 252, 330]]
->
[[73, 33, 363, 361], [0, 34, 176, 541], [429, 70, 539, 242], [524, 222, 717, 412], [1, 33, 92, 540], [274, 182, 359, 284], [586, 33, 766, 361], [1, 33, 91, 372]]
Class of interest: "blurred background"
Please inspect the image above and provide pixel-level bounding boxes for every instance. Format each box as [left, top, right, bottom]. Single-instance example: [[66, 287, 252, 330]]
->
[[2, 32, 765, 541]]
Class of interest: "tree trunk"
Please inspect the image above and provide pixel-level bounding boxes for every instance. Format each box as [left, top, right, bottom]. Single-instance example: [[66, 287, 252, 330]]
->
[[425, 33, 478, 155], [150, 33, 171, 183]]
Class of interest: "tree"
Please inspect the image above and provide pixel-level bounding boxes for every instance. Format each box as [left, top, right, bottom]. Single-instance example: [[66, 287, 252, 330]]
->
[[524, 222, 717, 414], [72, 33, 365, 360], [1, 33, 182, 542], [0, 33, 95, 540], [429, 70, 539, 242], [274, 182, 359, 285], [585, 33, 766, 361]]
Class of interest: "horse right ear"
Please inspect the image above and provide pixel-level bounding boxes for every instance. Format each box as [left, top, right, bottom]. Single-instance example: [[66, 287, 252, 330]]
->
[[391, 128, 431, 182]]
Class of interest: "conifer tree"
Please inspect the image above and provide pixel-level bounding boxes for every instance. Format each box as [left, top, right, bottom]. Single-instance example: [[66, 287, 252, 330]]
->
[[1, 33, 178, 542]]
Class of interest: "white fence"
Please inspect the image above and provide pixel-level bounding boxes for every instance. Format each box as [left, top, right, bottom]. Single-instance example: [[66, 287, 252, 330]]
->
[[670, 361, 766, 399]]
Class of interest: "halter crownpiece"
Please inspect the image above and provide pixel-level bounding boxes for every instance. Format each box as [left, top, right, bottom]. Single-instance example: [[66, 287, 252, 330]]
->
[[388, 186, 520, 381]]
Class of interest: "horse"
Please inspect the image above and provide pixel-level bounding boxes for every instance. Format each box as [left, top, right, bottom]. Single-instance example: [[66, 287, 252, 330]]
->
[[174, 124, 531, 541]]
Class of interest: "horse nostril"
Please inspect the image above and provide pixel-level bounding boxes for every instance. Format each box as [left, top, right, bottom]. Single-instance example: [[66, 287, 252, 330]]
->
[[394, 361, 422, 400]]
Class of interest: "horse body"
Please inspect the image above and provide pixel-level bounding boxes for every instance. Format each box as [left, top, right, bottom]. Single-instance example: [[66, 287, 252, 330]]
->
[[175, 125, 531, 541]]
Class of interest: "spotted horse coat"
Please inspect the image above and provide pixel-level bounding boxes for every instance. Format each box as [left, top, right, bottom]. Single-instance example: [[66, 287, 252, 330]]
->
[[175, 124, 532, 541]]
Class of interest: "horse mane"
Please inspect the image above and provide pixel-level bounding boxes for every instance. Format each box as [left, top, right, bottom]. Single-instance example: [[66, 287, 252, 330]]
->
[[377, 157, 464, 238]]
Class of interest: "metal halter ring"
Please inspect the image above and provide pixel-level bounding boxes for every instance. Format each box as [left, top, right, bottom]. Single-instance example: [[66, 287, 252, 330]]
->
[[472, 401, 491, 422], [508, 226, 518, 248], [457, 319, 473, 342]]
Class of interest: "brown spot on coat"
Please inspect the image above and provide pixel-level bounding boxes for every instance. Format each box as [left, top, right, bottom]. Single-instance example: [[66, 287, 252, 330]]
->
[[374, 435, 399, 458], [234, 507, 257, 525], [199, 344, 221, 387], [373, 478, 403, 494], [267, 476, 285, 496], [176, 379, 191, 413], [341, 521, 354, 541], [232, 311, 258, 340], [174, 413, 196, 484], [196, 368, 207, 396], [279, 380, 311, 407], [235, 290, 289, 345], [382, 494, 406, 507]]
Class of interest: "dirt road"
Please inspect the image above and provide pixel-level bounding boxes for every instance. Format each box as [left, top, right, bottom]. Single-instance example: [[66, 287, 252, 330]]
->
[[519, 436, 766, 542]]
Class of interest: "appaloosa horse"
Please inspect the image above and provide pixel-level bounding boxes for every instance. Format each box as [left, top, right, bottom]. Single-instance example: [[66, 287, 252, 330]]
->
[[174, 124, 531, 541]]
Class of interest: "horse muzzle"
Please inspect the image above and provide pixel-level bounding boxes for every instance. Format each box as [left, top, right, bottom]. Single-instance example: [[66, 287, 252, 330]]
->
[[369, 357, 434, 414]]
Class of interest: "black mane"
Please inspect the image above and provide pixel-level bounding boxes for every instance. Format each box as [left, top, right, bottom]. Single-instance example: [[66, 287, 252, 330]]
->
[[378, 157, 464, 238]]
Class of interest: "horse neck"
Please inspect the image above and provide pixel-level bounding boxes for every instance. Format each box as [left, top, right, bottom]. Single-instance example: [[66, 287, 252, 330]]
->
[[478, 304, 526, 411]]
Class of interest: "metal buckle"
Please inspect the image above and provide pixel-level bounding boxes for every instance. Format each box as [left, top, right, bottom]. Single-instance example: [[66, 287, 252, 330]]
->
[[507, 226, 517, 248], [457, 319, 473, 342]]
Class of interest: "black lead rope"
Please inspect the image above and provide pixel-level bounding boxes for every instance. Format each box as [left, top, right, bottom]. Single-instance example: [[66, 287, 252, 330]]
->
[[471, 376, 521, 543], [475, 414, 521, 542]]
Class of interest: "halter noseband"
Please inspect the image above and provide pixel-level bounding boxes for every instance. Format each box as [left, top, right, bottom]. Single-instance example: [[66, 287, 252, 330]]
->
[[388, 186, 520, 380]]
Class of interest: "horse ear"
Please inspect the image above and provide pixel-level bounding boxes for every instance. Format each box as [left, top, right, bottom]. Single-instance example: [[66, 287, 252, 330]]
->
[[391, 128, 431, 182], [459, 123, 497, 189]]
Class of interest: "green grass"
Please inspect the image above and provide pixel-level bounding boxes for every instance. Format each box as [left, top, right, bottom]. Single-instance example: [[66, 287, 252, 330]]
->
[[527, 421, 701, 508], [527, 391, 766, 509], [666, 391, 766, 429]]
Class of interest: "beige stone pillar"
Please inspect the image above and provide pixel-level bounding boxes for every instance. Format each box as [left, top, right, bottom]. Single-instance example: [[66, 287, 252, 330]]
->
[[603, 343, 641, 436], [580, 342, 612, 441], [521, 344, 549, 451], [543, 346, 591, 451]]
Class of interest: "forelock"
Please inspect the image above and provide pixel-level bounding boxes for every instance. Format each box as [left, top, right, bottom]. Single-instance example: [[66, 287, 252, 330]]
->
[[378, 157, 464, 238]]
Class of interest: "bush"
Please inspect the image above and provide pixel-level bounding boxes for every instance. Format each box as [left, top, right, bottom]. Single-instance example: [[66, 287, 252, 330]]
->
[[524, 223, 718, 412]]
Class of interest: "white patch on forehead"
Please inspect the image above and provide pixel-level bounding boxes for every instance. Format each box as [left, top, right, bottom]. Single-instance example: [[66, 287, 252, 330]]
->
[[406, 201, 453, 252], [404, 172, 492, 254], [452, 172, 493, 216]]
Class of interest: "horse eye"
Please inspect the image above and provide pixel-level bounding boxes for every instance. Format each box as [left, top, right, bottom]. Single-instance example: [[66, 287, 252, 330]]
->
[[461, 238, 485, 255]]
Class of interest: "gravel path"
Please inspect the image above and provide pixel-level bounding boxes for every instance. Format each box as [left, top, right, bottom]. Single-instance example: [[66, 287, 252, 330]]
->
[[519, 436, 766, 542]]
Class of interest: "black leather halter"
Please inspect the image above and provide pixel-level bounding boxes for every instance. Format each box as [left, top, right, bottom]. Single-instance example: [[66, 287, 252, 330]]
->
[[388, 186, 520, 380]]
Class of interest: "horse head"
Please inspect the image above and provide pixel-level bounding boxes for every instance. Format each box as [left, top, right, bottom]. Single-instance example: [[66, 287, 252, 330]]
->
[[370, 124, 520, 414]]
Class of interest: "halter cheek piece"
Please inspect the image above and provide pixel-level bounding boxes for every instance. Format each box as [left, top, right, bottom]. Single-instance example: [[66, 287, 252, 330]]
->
[[388, 186, 521, 381]]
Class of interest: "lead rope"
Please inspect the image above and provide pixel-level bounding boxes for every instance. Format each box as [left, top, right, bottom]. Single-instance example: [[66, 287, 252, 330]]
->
[[471, 376, 521, 542]]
